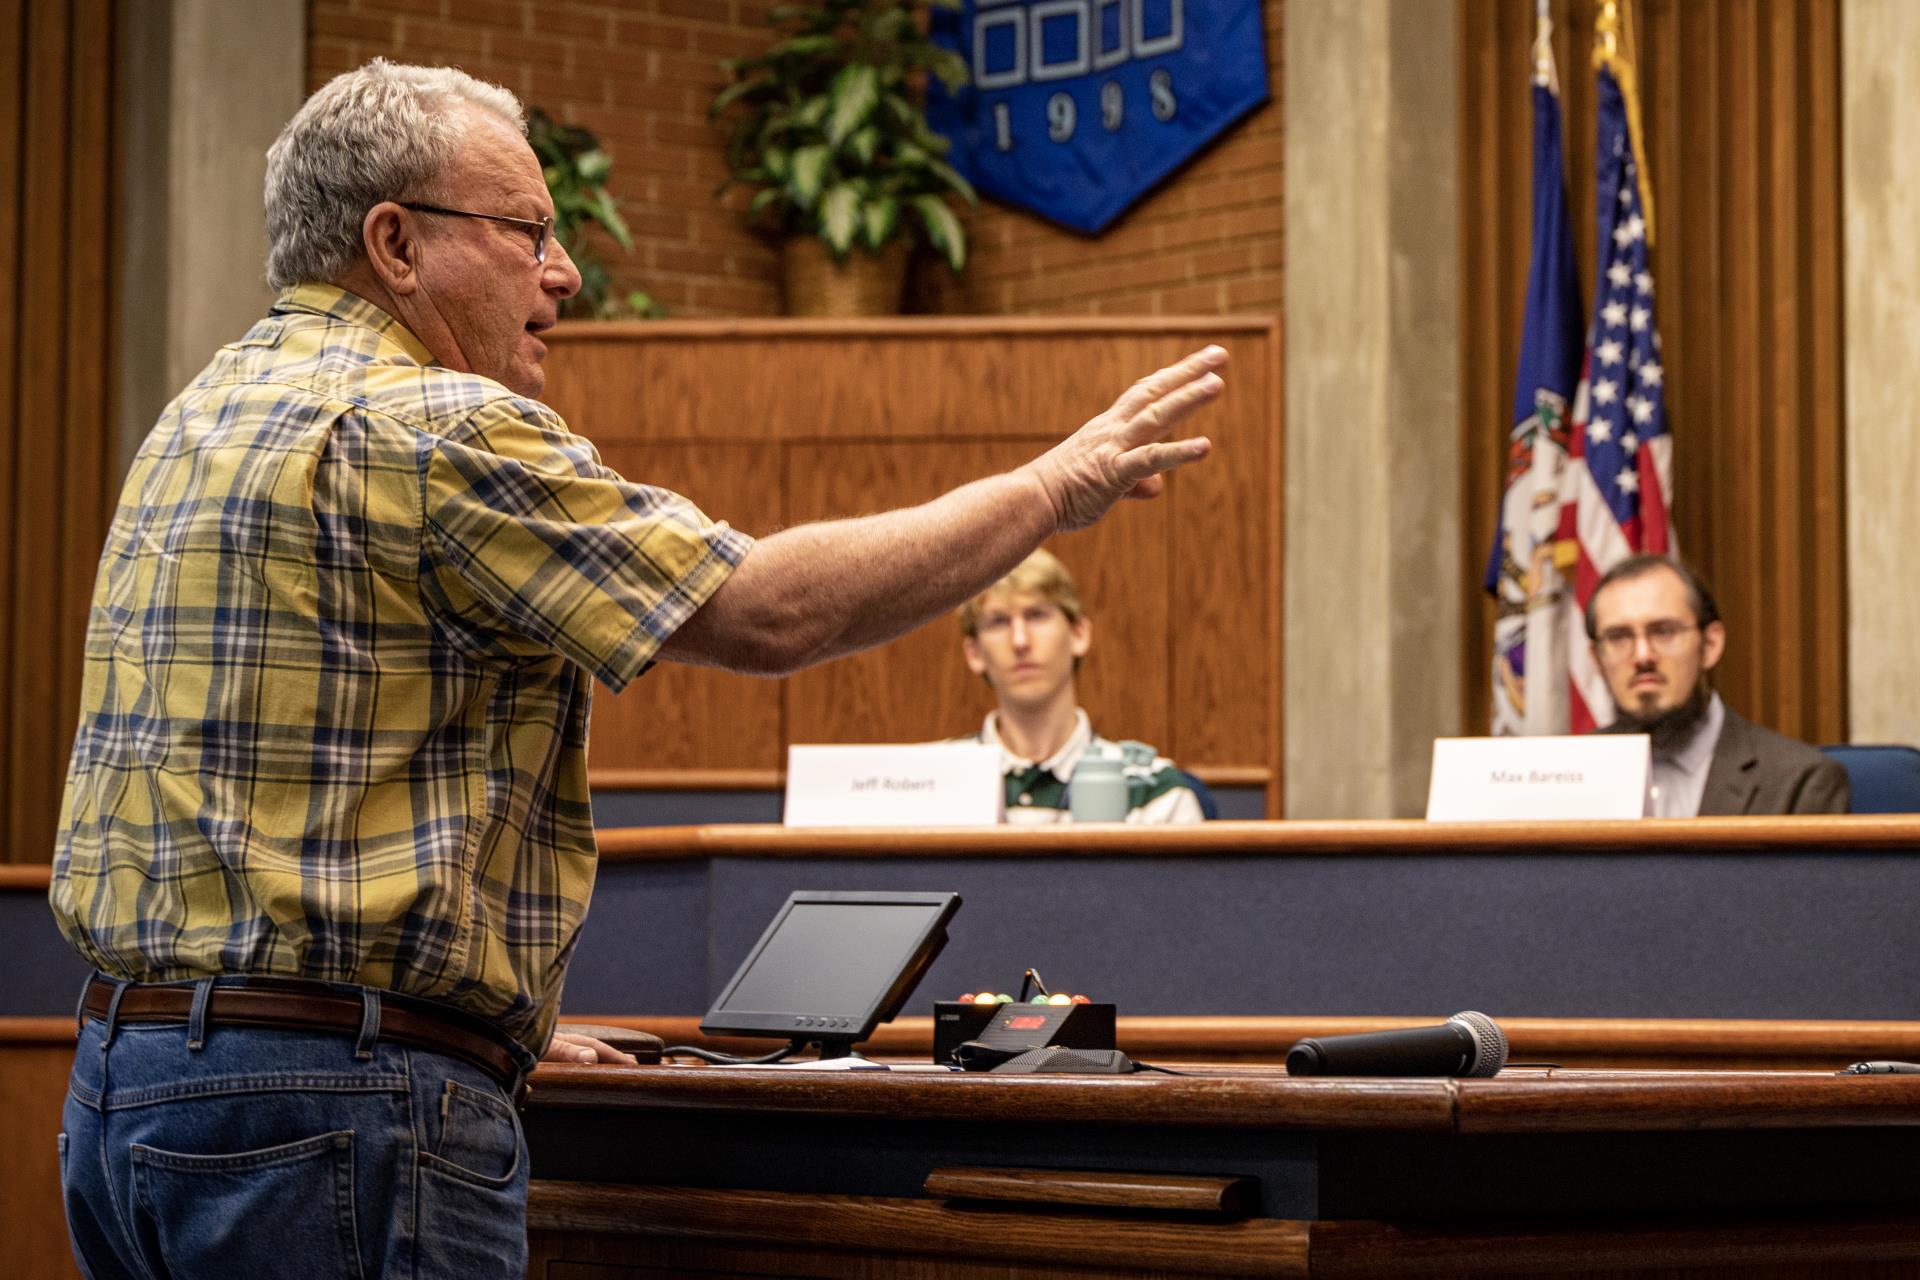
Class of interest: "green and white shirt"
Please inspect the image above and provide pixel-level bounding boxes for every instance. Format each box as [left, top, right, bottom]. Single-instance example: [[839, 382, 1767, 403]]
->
[[974, 710, 1205, 825]]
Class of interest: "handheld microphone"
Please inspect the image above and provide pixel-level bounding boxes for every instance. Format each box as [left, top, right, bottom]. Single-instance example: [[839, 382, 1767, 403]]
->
[[1285, 1012, 1508, 1078]]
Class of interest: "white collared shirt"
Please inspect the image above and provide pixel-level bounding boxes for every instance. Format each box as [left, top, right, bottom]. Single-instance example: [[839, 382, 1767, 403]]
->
[[1647, 691, 1726, 818]]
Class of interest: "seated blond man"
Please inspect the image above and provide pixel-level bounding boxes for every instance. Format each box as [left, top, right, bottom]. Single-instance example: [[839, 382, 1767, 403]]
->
[[957, 549, 1204, 824]]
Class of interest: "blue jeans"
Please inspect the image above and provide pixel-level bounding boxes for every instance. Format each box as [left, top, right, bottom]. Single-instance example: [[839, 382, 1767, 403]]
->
[[60, 977, 537, 1280]]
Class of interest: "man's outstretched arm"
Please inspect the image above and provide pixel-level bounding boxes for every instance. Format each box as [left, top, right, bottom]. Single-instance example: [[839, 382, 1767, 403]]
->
[[658, 345, 1227, 677]]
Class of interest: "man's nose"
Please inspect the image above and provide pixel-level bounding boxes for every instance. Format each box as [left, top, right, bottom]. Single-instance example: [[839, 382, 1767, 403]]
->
[[545, 235, 583, 299], [1009, 620, 1030, 649]]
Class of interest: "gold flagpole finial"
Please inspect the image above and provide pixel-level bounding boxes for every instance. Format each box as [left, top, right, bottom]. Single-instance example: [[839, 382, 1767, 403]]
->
[[1595, 0, 1621, 67], [1533, 2, 1558, 91]]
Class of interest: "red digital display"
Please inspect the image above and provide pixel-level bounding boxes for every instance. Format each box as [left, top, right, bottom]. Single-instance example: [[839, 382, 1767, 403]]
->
[[1006, 1015, 1046, 1029]]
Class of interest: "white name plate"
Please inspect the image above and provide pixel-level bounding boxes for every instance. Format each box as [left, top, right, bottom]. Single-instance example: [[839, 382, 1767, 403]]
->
[[1426, 734, 1650, 822], [783, 743, 1004, 827]]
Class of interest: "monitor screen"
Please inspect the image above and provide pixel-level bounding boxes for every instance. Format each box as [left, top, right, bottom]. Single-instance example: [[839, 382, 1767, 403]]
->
[[700, 890, 961, 1044]]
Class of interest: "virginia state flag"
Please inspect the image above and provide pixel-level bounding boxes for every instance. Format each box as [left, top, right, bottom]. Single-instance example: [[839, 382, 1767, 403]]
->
[[1486, 24, 1583, 736]]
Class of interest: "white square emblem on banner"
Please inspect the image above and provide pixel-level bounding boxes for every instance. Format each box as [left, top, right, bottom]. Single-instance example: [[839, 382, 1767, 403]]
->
[[784, 743, 1005, 827], [1426, 735, 1650, 821]]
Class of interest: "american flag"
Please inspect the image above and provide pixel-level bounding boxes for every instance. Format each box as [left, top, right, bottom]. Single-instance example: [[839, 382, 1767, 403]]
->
[[1556, 58, 1672, 733]]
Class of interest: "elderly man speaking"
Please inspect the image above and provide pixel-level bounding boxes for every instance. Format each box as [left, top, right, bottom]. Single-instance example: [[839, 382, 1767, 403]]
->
[[49, 61, 1223, 1278]]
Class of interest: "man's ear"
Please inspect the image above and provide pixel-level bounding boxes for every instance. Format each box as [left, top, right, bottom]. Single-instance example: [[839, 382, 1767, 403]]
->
[[362, 202, 420, 295], [1069, 615, 1091, 660], [962, 636, 988, 679], [1700, 619, 1727, 672]]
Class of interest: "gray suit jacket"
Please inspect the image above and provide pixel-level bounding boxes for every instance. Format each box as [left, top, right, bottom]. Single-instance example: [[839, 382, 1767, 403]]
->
[[1697, 707, 1850, 816]]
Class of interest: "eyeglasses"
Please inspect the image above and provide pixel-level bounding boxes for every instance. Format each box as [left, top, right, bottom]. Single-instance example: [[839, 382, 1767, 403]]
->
[[400, 202, 553, 263], [1595, 619, 1698, 661]]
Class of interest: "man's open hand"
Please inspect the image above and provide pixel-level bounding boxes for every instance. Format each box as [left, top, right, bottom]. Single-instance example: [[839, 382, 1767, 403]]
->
[[1024, 345, 1227, 533], [542, 1029, 638, 1065]]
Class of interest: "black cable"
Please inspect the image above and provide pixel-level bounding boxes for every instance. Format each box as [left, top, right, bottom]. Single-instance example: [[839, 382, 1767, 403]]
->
[[662, 1038, 806, 1065]]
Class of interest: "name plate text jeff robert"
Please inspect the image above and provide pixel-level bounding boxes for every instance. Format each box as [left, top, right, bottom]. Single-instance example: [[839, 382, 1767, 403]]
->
[[784, 743, 1004, 827]]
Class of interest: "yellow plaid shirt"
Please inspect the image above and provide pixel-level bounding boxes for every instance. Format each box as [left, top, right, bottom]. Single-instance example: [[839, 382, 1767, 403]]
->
[[50, 284, 750, 1051]]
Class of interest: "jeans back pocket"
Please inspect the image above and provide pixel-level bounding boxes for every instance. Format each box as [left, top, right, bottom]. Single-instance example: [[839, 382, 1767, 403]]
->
[[131, 1131, 363, 1280]]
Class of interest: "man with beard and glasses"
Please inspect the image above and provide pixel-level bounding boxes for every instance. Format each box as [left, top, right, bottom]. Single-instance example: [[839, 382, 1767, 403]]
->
[[1585, 554, 1848, 816]]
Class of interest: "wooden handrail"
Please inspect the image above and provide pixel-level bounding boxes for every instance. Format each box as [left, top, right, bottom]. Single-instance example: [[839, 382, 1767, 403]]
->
[[590, 815, 1920, 860]]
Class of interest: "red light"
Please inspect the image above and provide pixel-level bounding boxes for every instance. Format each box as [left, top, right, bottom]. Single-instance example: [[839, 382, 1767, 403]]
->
[[1007, 1015, 1046, 1030]]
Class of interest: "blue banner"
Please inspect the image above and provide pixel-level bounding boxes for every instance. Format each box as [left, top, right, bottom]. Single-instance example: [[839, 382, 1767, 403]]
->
[[927, 1, 1270, 234]]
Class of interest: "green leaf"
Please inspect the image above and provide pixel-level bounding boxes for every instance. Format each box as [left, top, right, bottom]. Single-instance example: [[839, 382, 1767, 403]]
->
[[844, 124, 880, 167], [861, 195, 900, 250], [826, 64, 880, 146], [866, 7, 912, 41], [911, 194, 967, 272], [765, 33, 842, 60], [820, 183, 860, 254], [576, 149, 612, 186], [788, 144, 833, 208], [710, 75, 768, 118], [883, 92, 917, 128], [593, 192, 634, 252], [794, 94, 831, 129], [749, 187, 785, 218], [924, 156, 977, 204], [765, 146, 792, 181]]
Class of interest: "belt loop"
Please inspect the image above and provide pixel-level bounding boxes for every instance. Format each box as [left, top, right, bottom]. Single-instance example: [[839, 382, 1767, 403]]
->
[[98, 980, 130, 1052], [354, 988, 381, 1061], [74, 974, 97, 1036], [185, 977, 216, 1051]]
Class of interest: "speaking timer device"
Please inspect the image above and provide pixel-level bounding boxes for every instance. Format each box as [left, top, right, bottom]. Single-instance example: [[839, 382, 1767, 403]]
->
[[937, 966, 1116, 1066], [700, 890, 961, 1056]]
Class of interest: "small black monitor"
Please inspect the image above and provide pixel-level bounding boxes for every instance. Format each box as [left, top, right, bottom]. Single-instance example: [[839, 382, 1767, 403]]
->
[[700, 890, 961, 1052]]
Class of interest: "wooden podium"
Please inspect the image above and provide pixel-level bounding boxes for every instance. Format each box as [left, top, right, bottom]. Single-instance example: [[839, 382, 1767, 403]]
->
[[522, 1062, 1920, 1278]]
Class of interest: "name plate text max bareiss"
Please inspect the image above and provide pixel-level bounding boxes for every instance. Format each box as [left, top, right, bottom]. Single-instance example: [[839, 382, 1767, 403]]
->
[[1427, 734, 1650, 821]]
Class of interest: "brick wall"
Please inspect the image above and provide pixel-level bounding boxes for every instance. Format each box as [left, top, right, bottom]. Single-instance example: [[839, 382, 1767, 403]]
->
[[308, 0, 1282, 318]]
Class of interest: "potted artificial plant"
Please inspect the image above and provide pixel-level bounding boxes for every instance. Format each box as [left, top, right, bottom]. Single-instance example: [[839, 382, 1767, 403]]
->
[[710, 0, 977, 316]]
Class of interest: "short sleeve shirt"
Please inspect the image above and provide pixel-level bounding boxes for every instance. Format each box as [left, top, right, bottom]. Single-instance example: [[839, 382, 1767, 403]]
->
[[49, 284, 752, 1051]]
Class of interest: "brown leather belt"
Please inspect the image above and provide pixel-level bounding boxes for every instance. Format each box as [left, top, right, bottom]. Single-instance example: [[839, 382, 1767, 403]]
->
[[82, 974, 529, 1102]]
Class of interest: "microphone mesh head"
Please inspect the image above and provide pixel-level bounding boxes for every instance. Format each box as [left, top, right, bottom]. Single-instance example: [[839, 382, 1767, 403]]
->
[[1449, 1011, 1508, 1077]]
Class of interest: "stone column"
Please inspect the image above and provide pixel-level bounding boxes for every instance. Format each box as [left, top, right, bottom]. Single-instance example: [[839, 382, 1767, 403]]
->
[[1843, 0, 1920, 746], [118, 0, 304, 466], [1283, 0, 1462, 817]]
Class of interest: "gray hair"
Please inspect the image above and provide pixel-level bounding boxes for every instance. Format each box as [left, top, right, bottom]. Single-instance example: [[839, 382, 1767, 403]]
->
[[264, 59, 525, 289]]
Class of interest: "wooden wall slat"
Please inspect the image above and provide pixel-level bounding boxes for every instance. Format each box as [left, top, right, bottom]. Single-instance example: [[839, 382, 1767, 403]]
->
[[1803, 0, 1846, 741], [9, 0, 73, 863], [57, 0, 112, 783], [588, 441, 785, 773], [1457, 0, 1846, 746], [0, 0, 24, 863], [0, 0, 116, 863], [1170, 337, 1272, 772]]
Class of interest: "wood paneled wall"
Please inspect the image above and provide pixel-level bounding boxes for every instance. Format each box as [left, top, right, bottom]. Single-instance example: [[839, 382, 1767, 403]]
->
[[540, 318, 1285, 813], [0, 0, 118, 864], [1459, 0, 1846, 744], [0, 1021, 82, 1280]]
